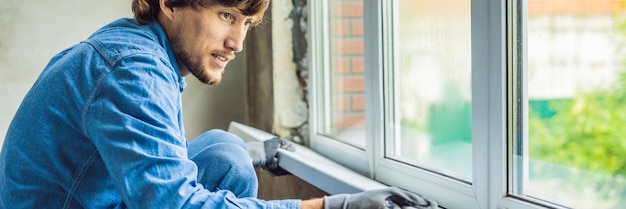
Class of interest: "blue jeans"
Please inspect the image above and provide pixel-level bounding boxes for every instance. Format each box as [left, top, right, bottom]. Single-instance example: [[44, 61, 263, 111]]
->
[[188, 129, 258, 198]]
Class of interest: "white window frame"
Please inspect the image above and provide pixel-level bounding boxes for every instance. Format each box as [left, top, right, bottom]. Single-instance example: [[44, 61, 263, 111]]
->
[[308, 0, 559, 208], [307, 0, 372, 177]]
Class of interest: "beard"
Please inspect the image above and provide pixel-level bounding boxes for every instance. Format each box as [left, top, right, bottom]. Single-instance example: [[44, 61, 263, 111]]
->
[[170, 37, 223, 85]]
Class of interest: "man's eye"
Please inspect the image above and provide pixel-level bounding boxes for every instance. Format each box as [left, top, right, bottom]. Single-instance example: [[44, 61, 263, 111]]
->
[[221, 12, 232, 20]]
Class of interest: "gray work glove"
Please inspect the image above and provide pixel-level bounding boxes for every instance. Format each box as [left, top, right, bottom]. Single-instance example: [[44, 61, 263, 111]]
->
[[246, 137, 294, 175], [324, 187, 438, 209]]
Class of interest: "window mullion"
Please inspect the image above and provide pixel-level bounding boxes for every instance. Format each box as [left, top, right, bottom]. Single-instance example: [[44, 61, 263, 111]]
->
[[363, 0, 385, 179], [472, 0, 505, 208]]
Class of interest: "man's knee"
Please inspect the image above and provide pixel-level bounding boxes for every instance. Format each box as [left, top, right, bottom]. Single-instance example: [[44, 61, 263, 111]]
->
[[192, 142, 258, 196], [192, 129, 247, 150]]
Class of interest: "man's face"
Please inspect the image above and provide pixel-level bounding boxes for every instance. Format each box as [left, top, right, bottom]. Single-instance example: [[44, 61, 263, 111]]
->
[[165, 4, 258, 85]]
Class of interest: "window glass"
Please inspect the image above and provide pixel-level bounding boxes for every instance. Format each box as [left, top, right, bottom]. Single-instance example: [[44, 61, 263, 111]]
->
[[512, 0, 626, 208], [386, 0, 472, 180], [317, 0, 366, 148]]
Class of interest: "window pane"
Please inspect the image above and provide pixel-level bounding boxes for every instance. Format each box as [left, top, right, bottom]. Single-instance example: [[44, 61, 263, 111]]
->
[[387, 0, 472, 180], [512, 0, 626, 208], [317, 0, 366, 148]]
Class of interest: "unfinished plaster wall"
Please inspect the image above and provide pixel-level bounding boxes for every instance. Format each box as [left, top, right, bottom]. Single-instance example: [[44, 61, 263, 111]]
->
[[272, 0, 310, 145], [256, 0, 328, 200]]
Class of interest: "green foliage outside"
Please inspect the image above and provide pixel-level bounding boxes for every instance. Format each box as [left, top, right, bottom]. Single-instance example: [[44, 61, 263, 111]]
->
[[527, 9, 626, 204], [528, 73, 626, 178]]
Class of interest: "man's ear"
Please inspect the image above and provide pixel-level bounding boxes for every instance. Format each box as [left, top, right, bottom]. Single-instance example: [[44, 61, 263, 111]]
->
[[159, 0, 175, 21]]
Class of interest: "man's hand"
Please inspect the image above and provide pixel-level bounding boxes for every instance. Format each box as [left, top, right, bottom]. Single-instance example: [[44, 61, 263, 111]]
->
[[246, 137, 294, 175], [323, 187, 438, 209]]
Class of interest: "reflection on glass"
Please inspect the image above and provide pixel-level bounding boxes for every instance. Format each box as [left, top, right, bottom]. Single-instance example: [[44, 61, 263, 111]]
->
[[317, 0, 366, 148], [513, 0, 626, 208], [388, 0, 472, 180]]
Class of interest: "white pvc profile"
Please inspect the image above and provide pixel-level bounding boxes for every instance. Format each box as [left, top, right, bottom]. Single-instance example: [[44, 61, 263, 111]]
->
[[227, 121, 387, 195]]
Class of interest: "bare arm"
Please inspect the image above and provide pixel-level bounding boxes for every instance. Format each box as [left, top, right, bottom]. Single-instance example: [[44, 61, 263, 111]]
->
[[301, 198, 324, 209]]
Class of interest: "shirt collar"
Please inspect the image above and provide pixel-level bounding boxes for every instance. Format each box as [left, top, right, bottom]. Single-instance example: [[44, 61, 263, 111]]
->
[[146, 20, 187, 92]]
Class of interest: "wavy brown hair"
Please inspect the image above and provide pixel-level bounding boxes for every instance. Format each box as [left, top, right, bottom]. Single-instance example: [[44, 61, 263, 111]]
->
[[132, 0, 270, 25]]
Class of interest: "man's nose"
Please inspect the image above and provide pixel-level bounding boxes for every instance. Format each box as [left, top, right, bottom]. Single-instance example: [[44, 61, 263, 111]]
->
[[225, 23, 247, 53]]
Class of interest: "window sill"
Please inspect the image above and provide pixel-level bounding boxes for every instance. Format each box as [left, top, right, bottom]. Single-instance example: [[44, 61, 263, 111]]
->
[[227, 121, 387, 195]]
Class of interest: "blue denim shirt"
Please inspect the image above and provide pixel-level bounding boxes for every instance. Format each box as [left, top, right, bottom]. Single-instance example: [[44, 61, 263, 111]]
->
[[0, 18, 300, 209]]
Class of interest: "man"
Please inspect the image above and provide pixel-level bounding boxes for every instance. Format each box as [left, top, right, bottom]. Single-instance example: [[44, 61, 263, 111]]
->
[[0, 0, 437, 208]]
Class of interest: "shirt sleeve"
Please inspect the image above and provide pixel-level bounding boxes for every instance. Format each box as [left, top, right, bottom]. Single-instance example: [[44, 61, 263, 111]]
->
[[83, 54, 301, 209]]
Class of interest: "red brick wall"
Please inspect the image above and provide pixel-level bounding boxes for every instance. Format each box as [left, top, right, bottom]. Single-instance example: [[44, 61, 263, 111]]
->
[[330, 0, 365, 131]]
